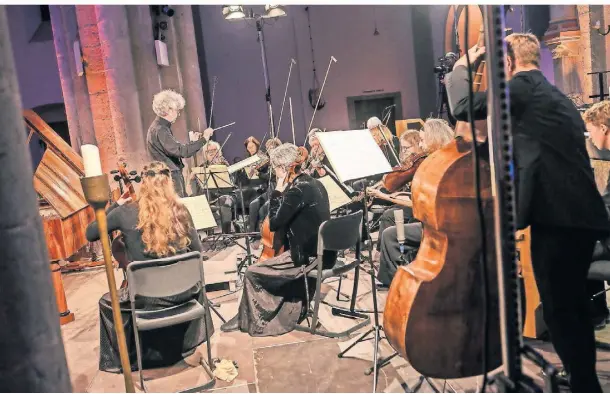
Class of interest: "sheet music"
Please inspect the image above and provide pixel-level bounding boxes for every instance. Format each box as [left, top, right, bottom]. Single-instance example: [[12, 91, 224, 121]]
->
[[318, 175, 351, 212], [227, 155, 262, 174], [193, 165, 234, 189], [180, 195, 217, 230], [317, 129, 392, 183]]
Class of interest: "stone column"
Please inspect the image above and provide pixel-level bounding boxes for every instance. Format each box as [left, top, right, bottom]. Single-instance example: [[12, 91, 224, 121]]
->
[[50, 5, 96, 148], [576, 5, 610, 104], [96, 5, 147, 170], [125, 5, 162, 144], [0, 5, 71, 391], [50, 5, 80, 148], [173, 5, 208, 167], [76, 5, 117, 173], [543, 5, 585, 103]]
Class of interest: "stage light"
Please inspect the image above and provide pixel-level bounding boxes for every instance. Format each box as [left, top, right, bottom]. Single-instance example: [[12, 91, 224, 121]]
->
[[222, 5, 246, 20], [161, 6, 174, 17], [264, 5, 286, 19]]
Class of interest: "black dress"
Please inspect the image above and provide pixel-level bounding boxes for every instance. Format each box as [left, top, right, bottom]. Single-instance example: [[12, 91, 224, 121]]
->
[[236, 173, 332, 336], [86, 202, 214, 372]]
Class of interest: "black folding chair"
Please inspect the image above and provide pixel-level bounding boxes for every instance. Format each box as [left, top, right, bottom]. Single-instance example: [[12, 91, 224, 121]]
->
[[296, 211, 371, 337]]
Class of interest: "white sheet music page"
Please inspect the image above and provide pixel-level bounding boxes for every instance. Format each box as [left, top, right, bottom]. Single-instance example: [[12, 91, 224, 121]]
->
[[228, 155, 261, 174], [180, 195, 217, 230], [318, 175, 351, 212], [317, 129, 392, 183]]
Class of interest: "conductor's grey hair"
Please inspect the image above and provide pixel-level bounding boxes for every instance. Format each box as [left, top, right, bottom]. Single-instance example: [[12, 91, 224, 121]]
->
[[152, 89, 186, 117], [270, 143, 299, 170]]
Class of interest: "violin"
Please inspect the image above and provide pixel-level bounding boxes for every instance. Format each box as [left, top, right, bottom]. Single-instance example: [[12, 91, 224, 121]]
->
[[383, 6, 502, 379], [382, 152, 428, 193], [259, 147, 308, 262]]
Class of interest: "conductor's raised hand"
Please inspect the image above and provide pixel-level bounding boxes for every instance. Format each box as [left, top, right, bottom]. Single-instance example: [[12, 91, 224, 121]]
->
[[203, 127, 214, 140]]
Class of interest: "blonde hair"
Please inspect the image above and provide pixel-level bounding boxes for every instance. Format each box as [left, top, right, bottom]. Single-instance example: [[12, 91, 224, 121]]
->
[[584, 101, 610, 129], [152, 89, 186, 117], [265, 138, 282, 152], [136, 162, 192, 257], [505, 33, 540, 68], [421, 118, 454, 153]]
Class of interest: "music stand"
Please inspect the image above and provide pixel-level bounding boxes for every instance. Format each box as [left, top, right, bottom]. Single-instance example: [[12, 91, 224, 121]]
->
[[317, 129, 392, 392]]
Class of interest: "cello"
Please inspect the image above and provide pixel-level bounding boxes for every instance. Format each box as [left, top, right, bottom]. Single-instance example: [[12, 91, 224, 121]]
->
[[383, 5, 502, 379], [258, 146, 308, 262]]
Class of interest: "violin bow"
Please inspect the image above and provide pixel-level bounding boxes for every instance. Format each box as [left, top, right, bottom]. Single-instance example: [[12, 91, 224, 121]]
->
[[289, 97, 296, 145], [307, 56, 337, 141], [276, 58, 297, 140], [208, 76, 218, 127]]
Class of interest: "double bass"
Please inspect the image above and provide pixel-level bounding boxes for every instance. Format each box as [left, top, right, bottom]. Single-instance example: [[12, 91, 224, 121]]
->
[[383, 5, 501, 378]]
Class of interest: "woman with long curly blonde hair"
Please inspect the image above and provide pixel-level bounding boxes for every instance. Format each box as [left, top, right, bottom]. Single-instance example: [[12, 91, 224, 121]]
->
[[86, 161, 211, 373], [137, 162, 194, 257]]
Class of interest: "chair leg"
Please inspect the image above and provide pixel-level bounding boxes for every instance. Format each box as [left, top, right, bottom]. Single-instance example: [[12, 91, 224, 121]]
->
[[133, 323, 146, 392], [303, 268, 311, 328], [310, 269, 324, 332], [350, 265, 361, 311]]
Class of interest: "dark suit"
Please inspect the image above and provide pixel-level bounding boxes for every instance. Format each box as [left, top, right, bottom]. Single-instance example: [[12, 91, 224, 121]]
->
[[446, 65, 610, 392]]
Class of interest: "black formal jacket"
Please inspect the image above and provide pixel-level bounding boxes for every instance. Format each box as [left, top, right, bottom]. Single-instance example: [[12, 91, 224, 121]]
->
[[268, 173, 330, 265], [446, 66, 610, 234], [147, 117, 207, 172]]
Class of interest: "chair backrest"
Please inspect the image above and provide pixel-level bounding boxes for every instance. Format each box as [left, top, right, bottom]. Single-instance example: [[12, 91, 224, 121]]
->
[[317, 210, 363, 255], [126, 251, 203, 300]]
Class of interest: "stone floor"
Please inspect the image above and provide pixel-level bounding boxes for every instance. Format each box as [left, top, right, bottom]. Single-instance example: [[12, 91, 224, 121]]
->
[[58, 241, 610, 393]]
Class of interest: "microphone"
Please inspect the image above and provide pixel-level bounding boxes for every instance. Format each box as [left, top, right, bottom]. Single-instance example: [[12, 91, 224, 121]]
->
[[394, 209, 405, 255]]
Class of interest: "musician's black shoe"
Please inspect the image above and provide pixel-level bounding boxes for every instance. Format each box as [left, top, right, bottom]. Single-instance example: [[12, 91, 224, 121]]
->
[[220, 315, 240, 332]]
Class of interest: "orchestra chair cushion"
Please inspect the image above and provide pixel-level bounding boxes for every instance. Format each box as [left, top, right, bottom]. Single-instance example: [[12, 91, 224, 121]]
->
[[126, 251, 215, 392], [588, 260, 610, 282], [296, 210, 371, 338]]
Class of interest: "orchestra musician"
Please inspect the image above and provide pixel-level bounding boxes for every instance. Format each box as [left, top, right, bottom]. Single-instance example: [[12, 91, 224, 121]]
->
[[220, 143, 331, 335], [446, 34, 610, 392], [302, 128, 330, 178], [584, 100, 610, 329], [370, 119, 454, 256], [85, 162, 213, 372], [147, 89, 214, 197], [367, 116, 400, 167], [374, 119, 455, 288], [248, 138, 282, 233], [190, 141, 237, 233]]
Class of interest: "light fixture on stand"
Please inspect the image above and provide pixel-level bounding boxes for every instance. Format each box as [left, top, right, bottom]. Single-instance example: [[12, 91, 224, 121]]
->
[[222, 5, 287, 139], [222, 5, 245, 20]]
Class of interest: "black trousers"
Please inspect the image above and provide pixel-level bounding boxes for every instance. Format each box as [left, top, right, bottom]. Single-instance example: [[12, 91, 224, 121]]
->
[[530, 224, 601, 392], [171, 170, 187, 198]]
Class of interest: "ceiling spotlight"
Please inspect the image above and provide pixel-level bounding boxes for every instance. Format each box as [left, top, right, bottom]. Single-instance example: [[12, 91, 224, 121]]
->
[[222, 5, 245, 20], [264, 5, 286, 18]]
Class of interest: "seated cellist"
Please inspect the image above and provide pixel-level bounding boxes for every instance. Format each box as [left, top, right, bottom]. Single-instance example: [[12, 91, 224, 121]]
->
[[220, 143, 331, 336]]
